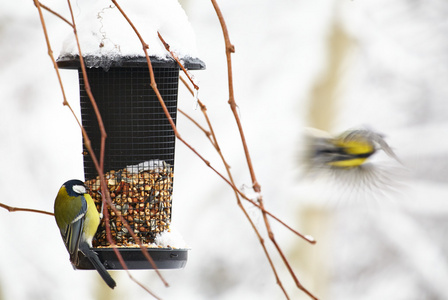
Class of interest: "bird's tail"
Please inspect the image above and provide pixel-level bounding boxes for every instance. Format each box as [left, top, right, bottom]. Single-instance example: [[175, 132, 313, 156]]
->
[[79, 242, 116, 289]]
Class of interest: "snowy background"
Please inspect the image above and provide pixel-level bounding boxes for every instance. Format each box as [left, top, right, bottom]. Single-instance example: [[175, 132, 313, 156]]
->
[[1, 0, 448, 299]]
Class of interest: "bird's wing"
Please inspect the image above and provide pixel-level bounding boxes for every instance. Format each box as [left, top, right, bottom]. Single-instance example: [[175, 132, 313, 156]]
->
[[60, 196, 88, 264]]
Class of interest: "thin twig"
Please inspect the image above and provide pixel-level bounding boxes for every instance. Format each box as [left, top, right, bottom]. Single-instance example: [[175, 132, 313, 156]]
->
[[0, 203, 54, 216], [38, 1, 73, 27], [35, 0, 317, 298], [66, 0, 107, 173], [101, 183, 166, 284], [178, 108, 212, 141], [106, 10, 288, 300], [109, 0, 175, 287], [125, 268, 162, 298], [59, 4, 133, 284], [179, 76, 289, 299], [209, 1, 318, 299], [34, 0, 166, 293], [68, 0, 167, 287], [106, 214, 162, 299], [209, 0, 260, 193], [179, 76, 316, 245], [32, 0, 70, 108], [157, 32, 199, 90]]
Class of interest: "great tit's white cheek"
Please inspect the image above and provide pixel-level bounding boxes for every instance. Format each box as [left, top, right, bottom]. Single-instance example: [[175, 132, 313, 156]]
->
[[73, 185, 87, 195]]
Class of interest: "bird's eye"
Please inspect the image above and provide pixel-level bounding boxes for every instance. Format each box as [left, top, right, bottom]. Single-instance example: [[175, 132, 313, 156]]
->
[[73, 185, 86, 194]]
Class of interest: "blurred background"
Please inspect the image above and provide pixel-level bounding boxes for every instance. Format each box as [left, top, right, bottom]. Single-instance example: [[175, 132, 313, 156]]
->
[[1, 0, 448, 299]]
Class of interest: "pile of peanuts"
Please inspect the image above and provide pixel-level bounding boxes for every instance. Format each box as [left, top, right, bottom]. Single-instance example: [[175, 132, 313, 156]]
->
[[85, 161, 173, 247]]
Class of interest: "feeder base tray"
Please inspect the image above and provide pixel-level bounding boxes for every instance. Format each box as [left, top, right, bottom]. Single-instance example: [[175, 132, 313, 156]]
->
[[76, 248, 188, 270]]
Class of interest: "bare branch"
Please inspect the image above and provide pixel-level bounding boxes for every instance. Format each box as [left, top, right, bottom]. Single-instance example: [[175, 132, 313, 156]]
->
[[0, 203, 54, 216], [37, 1, 73, 27], [179, 75, 290, 298], [210, 1, 318, 299], [34, 0, 167, 293], [158, 32, 199, 90], [33, 0, 318, 298]]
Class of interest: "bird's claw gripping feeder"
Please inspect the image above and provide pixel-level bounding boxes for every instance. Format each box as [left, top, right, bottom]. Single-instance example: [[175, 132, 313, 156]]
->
[[56, 3, 204, 270]]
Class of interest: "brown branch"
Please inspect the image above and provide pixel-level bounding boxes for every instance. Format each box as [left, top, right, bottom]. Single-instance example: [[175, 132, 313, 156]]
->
[[210, 1, 318, 299], [0, 203, 54, 216], [157, 32, 199, 90], [37, 1, 73, 27], [33, 0, 70, 108], [178, 108, 212, 141], [109, 5, 254, 230], [104, 201, 162, 299], [68, 0, 168, 289], [108, 0, 173, 288], [209, 0, 259, 193], [100, 182, 166, 283], [34, 0, 318, 298], [124, 267, 162, 298], [61, 5, 142, 288], [104, 11, 288, 300], [179, 76, 315, 245], [66, 1, 107, 173], [179, 76, 289, 298], [34, 0, 166, 294]]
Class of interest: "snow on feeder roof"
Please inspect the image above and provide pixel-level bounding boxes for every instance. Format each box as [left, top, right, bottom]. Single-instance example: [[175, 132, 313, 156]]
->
[[57, 0, 203, 70], [59, 0, 199, 64], [56, 0, 204, 270]]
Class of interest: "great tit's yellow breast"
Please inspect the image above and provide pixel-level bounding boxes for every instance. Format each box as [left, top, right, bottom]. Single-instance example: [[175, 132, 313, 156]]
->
[[82, 193, 100, 243], [328, 157, 368, 168]]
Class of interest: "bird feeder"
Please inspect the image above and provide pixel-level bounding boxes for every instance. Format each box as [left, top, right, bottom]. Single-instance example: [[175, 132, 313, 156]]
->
[[57, 54, 205, 269]]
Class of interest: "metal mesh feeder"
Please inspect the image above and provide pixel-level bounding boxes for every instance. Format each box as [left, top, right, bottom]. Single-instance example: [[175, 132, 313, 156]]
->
[[57, 54, 205, 270]]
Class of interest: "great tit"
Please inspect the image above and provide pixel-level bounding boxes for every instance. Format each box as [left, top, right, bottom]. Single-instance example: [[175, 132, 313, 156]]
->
[[305, 128, 400, 169], [54, 179, 116, 289], [300, 128, 403, 195]]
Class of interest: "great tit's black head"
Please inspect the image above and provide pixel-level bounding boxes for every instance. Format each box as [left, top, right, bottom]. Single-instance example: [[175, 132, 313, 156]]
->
[[63, 179, 87, 197]]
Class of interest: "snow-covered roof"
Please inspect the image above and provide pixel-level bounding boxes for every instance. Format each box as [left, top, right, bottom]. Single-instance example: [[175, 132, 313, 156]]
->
[[58, 0, 202, 69]]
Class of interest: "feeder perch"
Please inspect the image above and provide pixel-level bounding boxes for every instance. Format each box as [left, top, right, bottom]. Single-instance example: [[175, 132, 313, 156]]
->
[[57, 54, 205, 270]]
